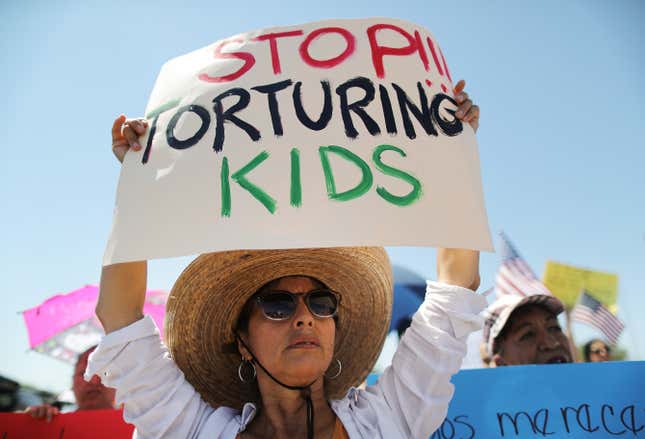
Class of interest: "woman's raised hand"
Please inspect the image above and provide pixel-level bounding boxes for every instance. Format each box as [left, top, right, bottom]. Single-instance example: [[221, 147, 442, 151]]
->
[[111, 115, 148, 163], [452, 79, 480, 133]]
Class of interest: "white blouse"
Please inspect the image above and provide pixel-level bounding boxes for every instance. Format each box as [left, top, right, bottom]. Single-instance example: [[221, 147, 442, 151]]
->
[[86, 281, 486, 439]]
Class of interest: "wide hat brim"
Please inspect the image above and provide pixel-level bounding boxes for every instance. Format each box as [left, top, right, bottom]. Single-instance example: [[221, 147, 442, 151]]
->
[[164, 247, 393, 409]]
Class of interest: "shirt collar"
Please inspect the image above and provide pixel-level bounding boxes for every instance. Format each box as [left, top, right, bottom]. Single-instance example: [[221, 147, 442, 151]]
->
[[239, 402, 258, 430]]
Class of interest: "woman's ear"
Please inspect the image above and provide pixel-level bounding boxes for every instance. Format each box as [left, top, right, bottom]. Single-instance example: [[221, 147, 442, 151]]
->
[[237, 335, 251, 361]]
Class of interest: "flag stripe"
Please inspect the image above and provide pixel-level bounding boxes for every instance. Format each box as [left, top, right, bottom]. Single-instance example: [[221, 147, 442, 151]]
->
[[572, 313, 621, 343], [572, 316, 620, 341], [494, 232, 553, 299], [499, 265, 535, 293], [571, 291, 624, 344], [496, 281, 520, 298], [497, 270, 527, 297], [572, 310, 623, 338], [572, 306, 624, 333]]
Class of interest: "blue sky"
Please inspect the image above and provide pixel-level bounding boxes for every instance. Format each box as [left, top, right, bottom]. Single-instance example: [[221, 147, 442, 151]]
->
[[1, 0, 643, 394]]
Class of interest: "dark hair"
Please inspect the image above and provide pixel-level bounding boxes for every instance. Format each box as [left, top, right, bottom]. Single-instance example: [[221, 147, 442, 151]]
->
[[234, 296, 261, 404], [492, 329, 506, 356], [583, 338, 609, 362], [236, 296, 256, 334]]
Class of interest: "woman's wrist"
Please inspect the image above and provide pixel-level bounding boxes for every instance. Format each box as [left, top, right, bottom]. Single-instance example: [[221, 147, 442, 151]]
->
[[436, 248, 480, 291], [96, 261, 148, 333]]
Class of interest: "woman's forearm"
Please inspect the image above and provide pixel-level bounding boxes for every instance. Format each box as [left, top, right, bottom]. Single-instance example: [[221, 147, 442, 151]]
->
[[96, 261, 148, 333], [436, 248, 480, 291]]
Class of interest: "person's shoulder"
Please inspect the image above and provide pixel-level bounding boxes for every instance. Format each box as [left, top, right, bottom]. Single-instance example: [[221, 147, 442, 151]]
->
[[330, 386, 385, 410], [329, 386, 408, 436], [197, 404, 245, 437]]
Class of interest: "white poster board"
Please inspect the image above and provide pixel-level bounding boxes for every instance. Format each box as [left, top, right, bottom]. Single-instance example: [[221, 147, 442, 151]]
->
[[104, 18, 493, 265]]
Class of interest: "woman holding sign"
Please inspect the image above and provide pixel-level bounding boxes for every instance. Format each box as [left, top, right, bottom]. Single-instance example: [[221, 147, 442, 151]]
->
[[90, 81, 483, 439]]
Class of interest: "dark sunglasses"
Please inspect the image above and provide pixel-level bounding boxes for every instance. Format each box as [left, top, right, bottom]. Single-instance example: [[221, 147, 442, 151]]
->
[[255, 289, 340, 321], [591, 347, 610, 355]]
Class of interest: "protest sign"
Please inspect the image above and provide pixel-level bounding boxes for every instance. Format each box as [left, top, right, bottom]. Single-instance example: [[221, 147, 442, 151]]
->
[[104, 18, 492, 265], [369, 361, 645, 438], [0, 409, 134, 438], [543, 261, 618, 310]]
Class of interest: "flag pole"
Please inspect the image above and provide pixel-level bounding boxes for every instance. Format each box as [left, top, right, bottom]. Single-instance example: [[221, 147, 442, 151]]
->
[[565, 308, 578, 363]]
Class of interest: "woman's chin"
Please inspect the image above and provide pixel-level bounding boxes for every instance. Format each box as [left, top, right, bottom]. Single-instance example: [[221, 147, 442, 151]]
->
[[280, 362, 327, 385]]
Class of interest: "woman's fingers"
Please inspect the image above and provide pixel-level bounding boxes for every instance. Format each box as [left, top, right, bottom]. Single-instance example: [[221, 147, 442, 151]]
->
[[452, 80, 480, 133], [25, 404, 59, 422], [111, 115, 129, 164], [36, 406, 46, 418], [131, 119, 148, 135], [111, 116, 148, 164], [122, 123, 142, 151], [111, 115, 127, 145], [123, 119, 148, 150], [455, 95, 478, 131], [453, 79, 466, 95], [27, 405, 45, 418], [464, 104, 480, 123], [456, 98, 472, 118], [46, 406, 59, 422], [455, 91, 468, 104], [462, 102, 480, 132]]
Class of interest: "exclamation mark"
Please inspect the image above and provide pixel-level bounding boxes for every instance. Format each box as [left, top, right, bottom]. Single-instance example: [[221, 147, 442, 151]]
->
[[414, 31, 430, 72], [426, 37, 444, 76], [438, 47, 453, 82]]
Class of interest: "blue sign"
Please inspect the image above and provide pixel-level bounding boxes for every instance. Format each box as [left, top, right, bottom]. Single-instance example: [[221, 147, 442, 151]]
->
[[368, 361, 645, 438]]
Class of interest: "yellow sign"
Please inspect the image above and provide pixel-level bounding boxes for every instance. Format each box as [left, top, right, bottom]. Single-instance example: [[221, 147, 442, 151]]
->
[[543, 261, 618, 310]]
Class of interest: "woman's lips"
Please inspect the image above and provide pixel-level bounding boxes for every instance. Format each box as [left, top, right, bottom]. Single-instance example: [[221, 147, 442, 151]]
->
[[287, 338, 320, 349], [545, 355, 568, 364]]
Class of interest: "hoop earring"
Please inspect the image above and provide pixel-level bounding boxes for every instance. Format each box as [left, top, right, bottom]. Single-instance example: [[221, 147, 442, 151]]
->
[[325, 359, 342, 379], [238, 359, 257, 383]]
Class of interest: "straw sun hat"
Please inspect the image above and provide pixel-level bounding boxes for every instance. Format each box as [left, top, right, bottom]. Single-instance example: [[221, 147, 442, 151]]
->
[[164, 247, 393, 409]]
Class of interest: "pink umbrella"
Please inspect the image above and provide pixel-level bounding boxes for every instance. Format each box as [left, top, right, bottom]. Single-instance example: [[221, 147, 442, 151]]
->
[[22, 285, 167, 364]]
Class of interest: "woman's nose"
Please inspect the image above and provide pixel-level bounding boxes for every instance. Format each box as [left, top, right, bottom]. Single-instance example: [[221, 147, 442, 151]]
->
[[538, 331, 560, 350], [293, 297, 314, 327]]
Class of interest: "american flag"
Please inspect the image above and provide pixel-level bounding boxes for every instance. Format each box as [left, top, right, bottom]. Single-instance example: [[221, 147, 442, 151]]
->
[[571, 290, 625, 345], [495, 232, 552, 298]]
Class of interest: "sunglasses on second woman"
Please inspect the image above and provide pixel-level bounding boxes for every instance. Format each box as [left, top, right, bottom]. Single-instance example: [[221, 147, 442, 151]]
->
[[591, 347, 610, 356], [255, 289, 340, 321]]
